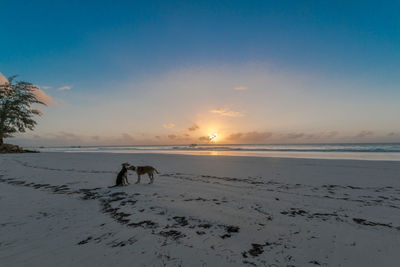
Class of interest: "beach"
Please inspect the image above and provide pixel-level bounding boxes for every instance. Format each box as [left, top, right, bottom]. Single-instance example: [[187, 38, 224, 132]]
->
[[1, 152, 400, 266]]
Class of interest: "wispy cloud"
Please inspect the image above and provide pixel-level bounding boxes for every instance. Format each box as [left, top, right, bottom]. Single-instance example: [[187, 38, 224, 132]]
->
[[58, 131, 79, 139], [0, 73, 7, 84], [0, 74, 57, 107], [91, 135, 100, 140], [297, 131, 339, 140], [211, 108, 244, 117], [198, 136, 212, 142], [17, 132, 135, 146], [234, 86, 248, 91], [58, 85, 72, 91], [163, 123, 175, 129], [226, 131, 273, 143], [163, 134, 191, 142], [168, 134, 177, 140], [355, 130, 374, 138], [286, 133, 306, 139], [188, 124, 199, 131], [32, 87, 58, 106], [317, 131, 339, 138], [121, 133, 135, 142], [388, 132, 400, 137]]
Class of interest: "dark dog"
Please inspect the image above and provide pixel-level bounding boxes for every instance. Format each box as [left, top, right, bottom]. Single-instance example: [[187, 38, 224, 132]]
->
[[110, 163, 130, 187]]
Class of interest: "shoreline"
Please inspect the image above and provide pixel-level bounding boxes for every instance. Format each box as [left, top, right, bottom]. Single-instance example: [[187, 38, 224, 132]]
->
[[38, 149, 400, 162]]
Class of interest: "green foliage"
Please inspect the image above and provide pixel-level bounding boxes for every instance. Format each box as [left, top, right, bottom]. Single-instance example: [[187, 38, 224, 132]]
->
[[0, 75, 46, 143]]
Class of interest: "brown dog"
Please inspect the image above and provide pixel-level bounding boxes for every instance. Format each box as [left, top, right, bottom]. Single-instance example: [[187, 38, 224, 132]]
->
[[128, 165, 159, 184]]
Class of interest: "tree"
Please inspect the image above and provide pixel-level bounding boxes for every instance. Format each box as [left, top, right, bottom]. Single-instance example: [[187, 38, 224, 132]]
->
[[0, 76, 45, 145]]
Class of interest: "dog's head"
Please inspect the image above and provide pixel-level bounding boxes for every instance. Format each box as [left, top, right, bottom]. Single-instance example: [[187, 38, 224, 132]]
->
[[122, 162, 130, 168], [127, 165, 136, 171]]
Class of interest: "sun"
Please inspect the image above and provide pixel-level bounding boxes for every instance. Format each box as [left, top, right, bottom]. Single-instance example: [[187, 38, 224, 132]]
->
[[209, 132, 218, 142]]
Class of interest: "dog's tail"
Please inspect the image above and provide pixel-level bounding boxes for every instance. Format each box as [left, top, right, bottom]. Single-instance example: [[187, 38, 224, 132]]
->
[[154, 168, 159, 174]]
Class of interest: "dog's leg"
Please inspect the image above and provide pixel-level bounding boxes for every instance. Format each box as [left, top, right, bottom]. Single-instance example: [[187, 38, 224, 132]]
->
[[135, 174, 141, 184], [148, 173, 152, 184]]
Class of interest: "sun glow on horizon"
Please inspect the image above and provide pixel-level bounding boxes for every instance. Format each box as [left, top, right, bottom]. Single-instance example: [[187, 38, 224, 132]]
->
[[209, 132, 218, 142]]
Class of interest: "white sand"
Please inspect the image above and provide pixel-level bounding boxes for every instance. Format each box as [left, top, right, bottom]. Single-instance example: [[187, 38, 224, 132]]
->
[[1, 152, 399, 266]]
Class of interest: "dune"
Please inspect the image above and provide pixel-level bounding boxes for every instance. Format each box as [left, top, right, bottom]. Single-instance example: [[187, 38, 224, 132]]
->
[[1, 152, 399, 266]]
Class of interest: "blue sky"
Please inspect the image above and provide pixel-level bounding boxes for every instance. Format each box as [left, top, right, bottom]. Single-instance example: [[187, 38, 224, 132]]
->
[[1, 1, 399, 145]]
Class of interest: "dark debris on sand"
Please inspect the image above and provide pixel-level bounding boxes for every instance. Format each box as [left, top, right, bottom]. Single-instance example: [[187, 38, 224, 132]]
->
[[77, 236, 93, 245], [173, 216, 189, 227], [353, 218, 393, 228], [242, 242, 275, 258], [158, 230, 186, 240], [129, 220, 158, 229]]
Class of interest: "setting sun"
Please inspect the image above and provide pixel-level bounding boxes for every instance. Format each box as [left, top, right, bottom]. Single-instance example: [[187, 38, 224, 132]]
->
[[209, 133, 218, 142]]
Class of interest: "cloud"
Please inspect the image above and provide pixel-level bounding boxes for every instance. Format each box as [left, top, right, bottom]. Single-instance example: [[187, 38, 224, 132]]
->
[[160, 134, 191, 142], [388, 132, 400, 137], [226, 131, 273, 143], [28, 131, 83, 145], [121, 133, 135, 142], [225, 131, 340, 144], [163, 123, 175, 129], [58, 85, 72, 91], [188, 124, 199, 131], [58, 131, 79, 139], [0, 75, 57, 107], [319, 131, 339, 138], [0, 73, 7, 85], [13, 132, 147, 146], [32, 87, 58, 106], [198, 136, 212, 142], [286, 133, 306, 139], [211, 108, 244, 117], [355, 130, 374, 138], [298, 131, 339, 140], [168, 134, 177, 140], [284, 132, 339, 140], [234, 86, 248, 91]]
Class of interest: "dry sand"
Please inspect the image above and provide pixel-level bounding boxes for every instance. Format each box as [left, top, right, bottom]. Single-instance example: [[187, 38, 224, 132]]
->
[[1, 152, 400, 266]]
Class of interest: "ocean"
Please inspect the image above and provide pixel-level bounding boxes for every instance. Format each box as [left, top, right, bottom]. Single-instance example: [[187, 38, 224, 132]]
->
[[37, 143, 400, 161]]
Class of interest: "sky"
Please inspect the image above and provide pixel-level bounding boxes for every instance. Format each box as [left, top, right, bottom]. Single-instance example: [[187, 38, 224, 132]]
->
[[1, 0, 399, 146]]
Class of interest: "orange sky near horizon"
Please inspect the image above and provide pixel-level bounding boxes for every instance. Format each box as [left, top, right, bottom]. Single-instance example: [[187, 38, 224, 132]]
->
[[2, 66, 400, 147]]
